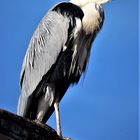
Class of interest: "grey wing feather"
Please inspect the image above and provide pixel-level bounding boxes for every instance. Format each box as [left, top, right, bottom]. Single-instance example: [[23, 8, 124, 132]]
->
[[18, 11, 69, 115]]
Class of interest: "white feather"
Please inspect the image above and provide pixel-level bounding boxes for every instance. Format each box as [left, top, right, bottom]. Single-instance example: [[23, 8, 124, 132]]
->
[[82, 3, 101, 34], [70, 0, 111, 6]]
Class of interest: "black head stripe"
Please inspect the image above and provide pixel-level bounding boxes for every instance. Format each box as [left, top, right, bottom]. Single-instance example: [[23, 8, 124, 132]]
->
[[52, 2, 84, 20]]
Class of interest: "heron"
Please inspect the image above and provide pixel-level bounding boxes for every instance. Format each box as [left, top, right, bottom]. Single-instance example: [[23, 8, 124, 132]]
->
[[17, 0, 110, 138]]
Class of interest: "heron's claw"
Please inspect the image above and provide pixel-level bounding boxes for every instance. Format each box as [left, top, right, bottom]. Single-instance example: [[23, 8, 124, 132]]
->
[[32, 119, 46, 128]]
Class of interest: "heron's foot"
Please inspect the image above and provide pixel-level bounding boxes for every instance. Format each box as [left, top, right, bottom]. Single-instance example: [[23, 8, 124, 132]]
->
[[63, 137, 72, 140], [34, 119, 42, 124], [33, 119, 46, 128]]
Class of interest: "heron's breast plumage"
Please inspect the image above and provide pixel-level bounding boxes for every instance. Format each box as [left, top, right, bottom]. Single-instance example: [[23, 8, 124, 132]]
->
[[82, 3, 104, 34]]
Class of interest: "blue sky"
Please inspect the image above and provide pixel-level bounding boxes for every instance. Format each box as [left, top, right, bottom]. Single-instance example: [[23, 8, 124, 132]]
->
[[0, 0, 138, 140]]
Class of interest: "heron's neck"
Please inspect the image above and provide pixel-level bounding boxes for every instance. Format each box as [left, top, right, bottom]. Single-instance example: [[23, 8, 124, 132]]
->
[[81, 3, 103, 34], [70, 0, 110, 7]]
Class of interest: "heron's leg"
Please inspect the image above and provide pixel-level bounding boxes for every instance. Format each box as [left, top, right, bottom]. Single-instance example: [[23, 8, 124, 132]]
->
[[36, 85, 55, 120], [54, 102, 62, 138]]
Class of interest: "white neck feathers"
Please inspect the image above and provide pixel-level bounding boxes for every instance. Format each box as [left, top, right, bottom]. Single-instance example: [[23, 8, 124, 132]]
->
[[81, 3, 102, 34], [70, 0, 111, 7]]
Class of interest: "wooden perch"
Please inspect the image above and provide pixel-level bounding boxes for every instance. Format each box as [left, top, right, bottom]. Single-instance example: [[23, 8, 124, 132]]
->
[[0, 109, 62, 140]]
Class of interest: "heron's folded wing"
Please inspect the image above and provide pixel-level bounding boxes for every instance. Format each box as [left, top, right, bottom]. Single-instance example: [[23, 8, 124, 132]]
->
[[20, 11, 69, 97]]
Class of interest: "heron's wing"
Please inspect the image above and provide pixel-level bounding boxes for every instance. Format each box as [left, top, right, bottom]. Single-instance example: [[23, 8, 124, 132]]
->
[[18, 3, 84, 117], [20, 11, 69, 97]]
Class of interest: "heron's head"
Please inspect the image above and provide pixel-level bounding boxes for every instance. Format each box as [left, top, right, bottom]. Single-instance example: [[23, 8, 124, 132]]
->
[[70, 0, 111, 7]]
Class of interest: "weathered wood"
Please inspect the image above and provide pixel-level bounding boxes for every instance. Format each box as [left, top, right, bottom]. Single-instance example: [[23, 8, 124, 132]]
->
[[0, 109, 62, 140]]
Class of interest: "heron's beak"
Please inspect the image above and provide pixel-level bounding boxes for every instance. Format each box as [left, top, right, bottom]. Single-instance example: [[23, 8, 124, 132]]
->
[[97, 0, 111, 5]]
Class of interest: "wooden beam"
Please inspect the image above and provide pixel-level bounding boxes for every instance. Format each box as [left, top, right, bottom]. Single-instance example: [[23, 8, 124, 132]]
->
[[0, 109, 62, 140]]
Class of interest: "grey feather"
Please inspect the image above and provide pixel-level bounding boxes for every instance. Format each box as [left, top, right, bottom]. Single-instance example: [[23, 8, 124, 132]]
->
[[18, 11, 69, 116]]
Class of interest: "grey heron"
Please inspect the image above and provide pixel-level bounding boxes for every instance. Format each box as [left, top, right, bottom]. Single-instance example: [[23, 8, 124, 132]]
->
[[17, 0, 110, 138]]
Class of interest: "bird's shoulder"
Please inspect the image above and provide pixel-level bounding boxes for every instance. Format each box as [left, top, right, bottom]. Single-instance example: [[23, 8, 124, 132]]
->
[[52, 2, 84, 20]]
